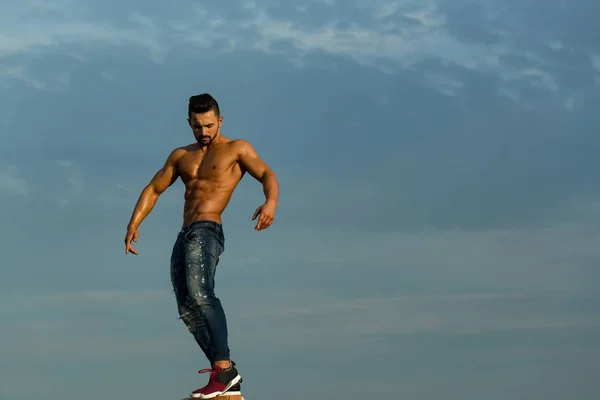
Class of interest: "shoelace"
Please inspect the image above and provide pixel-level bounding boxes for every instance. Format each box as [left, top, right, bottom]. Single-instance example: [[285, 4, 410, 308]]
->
[[198, 368, 217, 381]]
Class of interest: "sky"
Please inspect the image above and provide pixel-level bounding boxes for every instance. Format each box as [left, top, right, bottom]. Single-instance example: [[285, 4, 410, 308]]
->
[[1, 0, 600, 399]]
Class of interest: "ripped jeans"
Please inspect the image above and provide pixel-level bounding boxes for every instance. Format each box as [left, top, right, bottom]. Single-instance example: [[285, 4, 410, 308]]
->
[[170, 220, 230, 364]]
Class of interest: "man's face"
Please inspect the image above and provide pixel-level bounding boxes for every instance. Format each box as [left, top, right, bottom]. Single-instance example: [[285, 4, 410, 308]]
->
[[188, 110, 222, 146]]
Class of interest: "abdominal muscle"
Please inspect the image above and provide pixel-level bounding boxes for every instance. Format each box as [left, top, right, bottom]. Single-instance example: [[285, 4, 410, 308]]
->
[[181, 178, 237, 227]]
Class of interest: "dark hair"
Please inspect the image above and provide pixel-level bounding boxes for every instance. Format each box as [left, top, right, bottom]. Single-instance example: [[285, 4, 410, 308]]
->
[[188, 93, 220, 117]]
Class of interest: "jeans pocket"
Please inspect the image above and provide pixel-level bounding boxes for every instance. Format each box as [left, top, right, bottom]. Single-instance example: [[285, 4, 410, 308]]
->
[[183, 228, 211, 243], [185, 228, 221, 250]]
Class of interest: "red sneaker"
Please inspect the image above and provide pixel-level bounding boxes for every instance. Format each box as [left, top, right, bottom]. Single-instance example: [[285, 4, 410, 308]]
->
[[189, 373, 242, 398], [190, 364, 242, 399], [189, 375, 209, 399]]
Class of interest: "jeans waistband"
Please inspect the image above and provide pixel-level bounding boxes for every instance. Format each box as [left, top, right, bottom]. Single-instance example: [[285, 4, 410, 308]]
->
[[179, 220, 223, 235]]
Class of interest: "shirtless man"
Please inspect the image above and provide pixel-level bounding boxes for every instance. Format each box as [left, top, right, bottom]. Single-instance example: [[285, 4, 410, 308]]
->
[[124, 93, 279, 399]]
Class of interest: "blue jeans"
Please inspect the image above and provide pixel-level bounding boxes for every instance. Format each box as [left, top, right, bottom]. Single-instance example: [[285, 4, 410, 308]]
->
[[170, 220, 230, 363]]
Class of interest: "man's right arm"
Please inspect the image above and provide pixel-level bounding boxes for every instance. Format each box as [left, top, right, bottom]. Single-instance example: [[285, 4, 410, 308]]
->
[[125, 149, 181, 254]]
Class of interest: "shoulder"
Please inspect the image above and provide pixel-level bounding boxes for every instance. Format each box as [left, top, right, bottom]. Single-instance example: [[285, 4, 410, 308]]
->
[[165, 145, 192, 164], [228, 139, 256, 156]]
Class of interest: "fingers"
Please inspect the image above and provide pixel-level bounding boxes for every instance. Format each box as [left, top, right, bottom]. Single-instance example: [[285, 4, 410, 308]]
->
[[254, 214, 274, 231], [125, 233, 131, 253], [252, 206, 261, 220], [125, 232, 139, 255], [125, 242, 139, 255], [126, 244, 139, 255], [252, 204, 275, 231], [263, 216, 273, 229], [254, 214, 264, 230]]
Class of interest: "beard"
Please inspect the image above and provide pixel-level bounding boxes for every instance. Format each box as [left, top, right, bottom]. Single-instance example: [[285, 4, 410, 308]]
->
[[196, 134, 214, 146]]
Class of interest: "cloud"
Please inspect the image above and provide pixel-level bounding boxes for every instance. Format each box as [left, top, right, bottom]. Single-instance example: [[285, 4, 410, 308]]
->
[[0, 2, 167, 66], [5, 282, 598, 366], [424, 70, 464, 95], [97, 182, 136, 208], [0, 165, 30, 196], [1, 289, 181, 362], [592, 53, 600, 73], [0, 61, 70, 91], [238, 3, 518, 79], [2, 0, 589, 101], [0, 375, 58, 397], [0, 64, 45, 90], [249, 290, 600, 349], [515, 67, 558, 91], [45, 159, 85, 207]]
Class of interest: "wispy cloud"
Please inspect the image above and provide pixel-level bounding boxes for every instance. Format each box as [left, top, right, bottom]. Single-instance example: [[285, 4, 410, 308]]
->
[[250, 290, 600, 340], [239, 4, 512, 75], [591, 53, 600, 73], [97, 182, 135, 208], [0, 64, 45, 89], [0, 165, 30, 196], [47, 159, 84, 207], [515, 67, 558, 91], [0, 375, 58, 397], [6, 284, 597, 364], [0, 2, 167, 63], [424, 70, 464, 95], [2, 289, 178, 362], [2, 0, 582, 100]]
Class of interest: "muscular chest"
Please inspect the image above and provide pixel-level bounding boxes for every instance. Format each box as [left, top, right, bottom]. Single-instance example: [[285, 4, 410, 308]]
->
[[178, 148, 237, 182]]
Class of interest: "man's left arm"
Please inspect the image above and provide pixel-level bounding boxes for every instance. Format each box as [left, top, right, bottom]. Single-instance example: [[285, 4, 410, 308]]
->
[[237, 140, 279, 231]]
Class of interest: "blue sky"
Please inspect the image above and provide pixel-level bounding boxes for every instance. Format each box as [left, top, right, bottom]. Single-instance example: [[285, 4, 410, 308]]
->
[[1, 0, 600, 399]]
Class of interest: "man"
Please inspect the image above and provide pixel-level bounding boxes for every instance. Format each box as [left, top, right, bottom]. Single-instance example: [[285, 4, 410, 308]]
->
[[124, 93, 279, 399]]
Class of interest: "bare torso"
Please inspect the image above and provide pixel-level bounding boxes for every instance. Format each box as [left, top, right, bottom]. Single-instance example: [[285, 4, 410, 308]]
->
[[174, 139, 246, 227]]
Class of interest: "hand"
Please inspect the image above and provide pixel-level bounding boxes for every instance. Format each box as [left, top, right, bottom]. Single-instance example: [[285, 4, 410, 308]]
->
[[125, 227, 139, 255], [252, 201, 276, 231]]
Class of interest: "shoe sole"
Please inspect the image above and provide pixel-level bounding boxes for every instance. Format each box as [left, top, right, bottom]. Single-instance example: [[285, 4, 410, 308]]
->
[[187, 392, 241, 398], [184, 395, 241, 400], [195, 374, 242, 399]]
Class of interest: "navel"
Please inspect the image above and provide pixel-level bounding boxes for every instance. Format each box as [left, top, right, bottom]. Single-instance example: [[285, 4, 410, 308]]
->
[[212, 165, 216, 169]]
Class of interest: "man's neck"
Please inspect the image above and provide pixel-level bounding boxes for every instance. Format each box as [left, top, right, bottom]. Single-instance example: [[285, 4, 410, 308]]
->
[[206, 135, 229, 150]]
